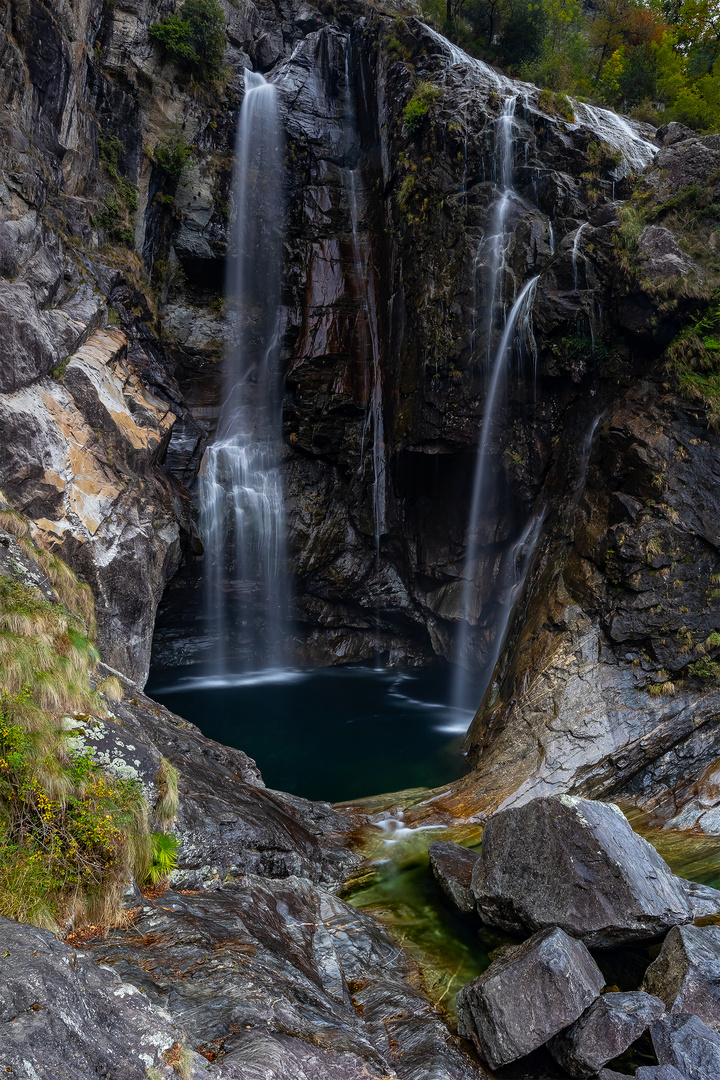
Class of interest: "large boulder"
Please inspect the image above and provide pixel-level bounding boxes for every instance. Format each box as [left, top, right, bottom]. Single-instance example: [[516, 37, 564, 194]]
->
[[651, 1013, 720, 1079], [642, 924, 720, 1029], [548, 991, 666, 1078], [472, 795, 693, 947], [428, 841, 481, 912], [456, 926, 604, 1068]]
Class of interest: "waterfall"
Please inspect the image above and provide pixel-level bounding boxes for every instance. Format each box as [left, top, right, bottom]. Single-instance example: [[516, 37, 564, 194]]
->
[[198, 70, 287, 674], [343, 42, 386, 552], [452, 276, 540, 712], [572, 223, 587, 292]]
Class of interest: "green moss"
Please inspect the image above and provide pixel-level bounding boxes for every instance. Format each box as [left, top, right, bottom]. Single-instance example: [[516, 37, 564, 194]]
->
[[403, 82, 441, 138], [538, 89, 574, 121]]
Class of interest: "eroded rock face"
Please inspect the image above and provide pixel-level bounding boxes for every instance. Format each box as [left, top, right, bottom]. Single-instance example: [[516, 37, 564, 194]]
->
[[472, 795, 692, 947], [456, 926, 604, 1068], [548, 991, 665, 1079], [0, 917, 186, 1079], [84, 663, 359, 889], [642, 924, 720, 1029], [83, 877, 481, 1080]]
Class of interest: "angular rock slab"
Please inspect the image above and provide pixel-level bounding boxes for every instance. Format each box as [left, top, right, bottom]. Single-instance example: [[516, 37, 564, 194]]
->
[[651, 1013, 720, 1079], [0, 916, 184, 1078], [677, 879, 720, 920], [472, 795, 693, 947], [549, 991, 666, 1078], [642, 923, 720, 1028], [428, 841, 481, 912], [636, 1067, 690, 1079], [456, 926, 604, 1068]]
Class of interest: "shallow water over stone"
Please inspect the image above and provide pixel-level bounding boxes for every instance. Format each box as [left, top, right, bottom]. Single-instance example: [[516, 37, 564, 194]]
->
[[146, 666, 470, 803]]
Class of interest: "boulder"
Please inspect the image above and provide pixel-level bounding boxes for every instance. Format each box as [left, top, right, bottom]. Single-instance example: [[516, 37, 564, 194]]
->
[[655, 122, 696, 146], [456, 926, 604, 1068], [642, 924, 720, 1029], [472, 795, 693, 947], [651, 1013, 720, 1079], [598, 1071, 633, 1079], [549, 991, 666, 1078], [677, 879, 720, 920], [428, 841, 481, 912]]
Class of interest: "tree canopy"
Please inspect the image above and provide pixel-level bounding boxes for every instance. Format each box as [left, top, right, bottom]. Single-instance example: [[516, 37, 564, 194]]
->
[[436, 0, 720, 131]]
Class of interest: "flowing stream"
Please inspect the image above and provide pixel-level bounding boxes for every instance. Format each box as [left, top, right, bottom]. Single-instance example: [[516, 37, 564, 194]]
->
[[198, 72, 287, 674]]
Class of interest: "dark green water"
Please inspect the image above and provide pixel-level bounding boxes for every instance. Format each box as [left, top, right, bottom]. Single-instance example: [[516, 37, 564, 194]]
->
[[146, 666, 471, 804]]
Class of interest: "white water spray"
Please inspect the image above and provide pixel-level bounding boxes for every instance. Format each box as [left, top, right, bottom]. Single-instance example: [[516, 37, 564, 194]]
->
[[199, 71, 287, 673], [572, 222, 587, 293]]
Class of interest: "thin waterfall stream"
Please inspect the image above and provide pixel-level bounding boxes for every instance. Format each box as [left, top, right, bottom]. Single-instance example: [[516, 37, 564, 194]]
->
[[198, 71, 288, 675]]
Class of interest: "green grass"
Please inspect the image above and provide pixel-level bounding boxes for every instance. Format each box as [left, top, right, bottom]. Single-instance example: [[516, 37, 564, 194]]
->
[[0, 501, 169, 929]]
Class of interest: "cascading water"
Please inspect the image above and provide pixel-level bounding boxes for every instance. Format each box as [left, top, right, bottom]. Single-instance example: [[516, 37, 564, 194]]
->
[[452, 276, 540, 712], [419, 25, 657, 716], [572, 223, 587, 292], [198, 71, 287, 674]]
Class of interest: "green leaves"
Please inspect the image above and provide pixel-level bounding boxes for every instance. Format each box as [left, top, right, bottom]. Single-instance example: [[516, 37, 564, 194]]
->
[[146, 832, 180, 884], [149, 0, 225, 81]]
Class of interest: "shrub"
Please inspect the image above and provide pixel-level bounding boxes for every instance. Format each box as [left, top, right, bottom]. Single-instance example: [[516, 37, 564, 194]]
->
[[403, 82, 441, 138], [149, 0, 225, 81], [153, 130, 193, 181], [155, 758, 179, 828], [0, 507, 158, 929], [146, 831, 180, 885]]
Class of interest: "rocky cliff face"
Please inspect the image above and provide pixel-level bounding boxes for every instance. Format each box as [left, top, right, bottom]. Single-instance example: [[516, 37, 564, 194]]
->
[[149, 12, 657, 675]]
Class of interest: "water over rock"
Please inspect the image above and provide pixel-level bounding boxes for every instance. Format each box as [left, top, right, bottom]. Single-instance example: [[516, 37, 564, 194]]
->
[[548, 991, 666, 1078], [428, 840, 481, 912], [642, 924, 720, 1029], [471, 795, 692, 947], [456, 925, 604, 1068]]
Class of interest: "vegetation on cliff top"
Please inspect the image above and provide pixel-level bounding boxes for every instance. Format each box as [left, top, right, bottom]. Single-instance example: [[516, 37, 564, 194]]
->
[[425, 0, 720, 132]]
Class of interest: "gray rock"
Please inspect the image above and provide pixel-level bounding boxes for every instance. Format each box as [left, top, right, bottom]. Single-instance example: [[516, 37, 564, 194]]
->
[[651, 1013, 720, 1079], [472, 795, 693, 947], [656, 122, 696, 146], [0, 916, 184, 1078], [88, 876, 481, 1080], [428, 841, 481, 912], [456, 926, 604, 1068], [637, 225, 703, 284], [642, 924, 720, 1028], [677, 879, 720, 920], [636, 1067, 690, 1079], [598, 1071, 633, 1079], [549, 991, 666, 1078]]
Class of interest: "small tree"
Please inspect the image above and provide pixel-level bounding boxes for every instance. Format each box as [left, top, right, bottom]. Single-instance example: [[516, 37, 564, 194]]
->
[[149, 0, 226, 81]]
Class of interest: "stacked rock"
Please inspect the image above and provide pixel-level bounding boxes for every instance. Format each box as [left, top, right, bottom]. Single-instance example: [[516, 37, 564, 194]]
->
[[429, 795, 720, 1079]]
